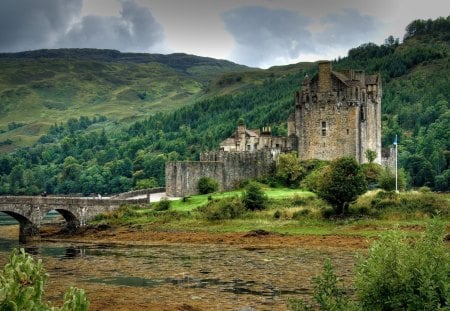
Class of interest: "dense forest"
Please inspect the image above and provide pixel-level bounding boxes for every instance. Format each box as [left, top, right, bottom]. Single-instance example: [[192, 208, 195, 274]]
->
[[0, 16, 449, 195]]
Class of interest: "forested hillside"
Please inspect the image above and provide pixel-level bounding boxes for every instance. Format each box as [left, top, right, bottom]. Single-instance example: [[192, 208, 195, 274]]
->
[[0, 49, 251, 147], [0, 16, 449, 194]]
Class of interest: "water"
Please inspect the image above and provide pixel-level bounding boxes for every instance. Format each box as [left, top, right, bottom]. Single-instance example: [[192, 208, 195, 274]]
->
[[0, 231, 357, 310], [0, 210, 60, 226]]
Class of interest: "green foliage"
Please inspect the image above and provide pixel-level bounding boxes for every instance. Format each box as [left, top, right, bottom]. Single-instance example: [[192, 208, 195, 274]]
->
[[197, 177, 219, 194], [355, 220, 450, 310], [276, 152, 305, 187], [361, 163, 383, 186], [377, 167, 407, 191], [155, 198, 171, 211], [289, 259, 355, 311], [197, 196, 245, 221], [1, 16, 450, 195], [0, 248, 89, 311], [317, 157, 367, 215], [350, 190, 449, 219], [242, 182, 268, 211], [364, 149, 377, 164]]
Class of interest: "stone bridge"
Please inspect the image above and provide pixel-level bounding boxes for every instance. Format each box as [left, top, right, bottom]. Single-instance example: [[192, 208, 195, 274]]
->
[[0, 196, 148, 243]]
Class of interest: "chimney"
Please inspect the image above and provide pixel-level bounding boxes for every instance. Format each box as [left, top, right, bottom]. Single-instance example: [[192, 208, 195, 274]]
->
[[318, 61, 332, 93]]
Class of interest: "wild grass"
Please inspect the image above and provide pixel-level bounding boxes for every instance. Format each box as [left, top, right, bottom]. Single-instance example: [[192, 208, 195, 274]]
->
[[91, 187, 449, 238]]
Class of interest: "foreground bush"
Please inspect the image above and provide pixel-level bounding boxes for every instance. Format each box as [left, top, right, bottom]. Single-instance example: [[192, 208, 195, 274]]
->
[[197, 177, 219, 194], [289, 259, 356, 311], [355, 220, 449, 310], [0, 248, 89, 311], [289, 220, 449, 310], [198, 196, 245, 221], [242, 182, 268, 210], [317, 157, 367, 215]]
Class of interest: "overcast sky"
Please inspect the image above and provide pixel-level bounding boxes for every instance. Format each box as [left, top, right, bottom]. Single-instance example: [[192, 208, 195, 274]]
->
[[0, 0, 448, 68]]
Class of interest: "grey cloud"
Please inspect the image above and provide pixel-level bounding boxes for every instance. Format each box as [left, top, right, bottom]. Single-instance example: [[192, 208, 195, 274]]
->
[[222, 6, 313, 67], [317, 9, 378, 47], [58, 0, 164, 52], [0, 0, 82, 52]]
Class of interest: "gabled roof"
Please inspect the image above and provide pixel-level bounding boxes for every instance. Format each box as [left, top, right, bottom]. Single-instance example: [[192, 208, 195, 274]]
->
[[246, 129, 258, 137], [331, 71, 350, 85]]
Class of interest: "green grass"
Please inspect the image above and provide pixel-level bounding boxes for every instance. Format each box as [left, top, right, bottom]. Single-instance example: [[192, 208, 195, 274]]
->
[[90, 187, 449, 239], [170, 187, 314, 212]]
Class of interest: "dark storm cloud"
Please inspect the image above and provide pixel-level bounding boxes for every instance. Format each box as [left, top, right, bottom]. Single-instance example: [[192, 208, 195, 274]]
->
[[0, 0, 82, 52], [58, 1, 164, 52], [222, 6, 313, 67], [317, 9, 378, 47]]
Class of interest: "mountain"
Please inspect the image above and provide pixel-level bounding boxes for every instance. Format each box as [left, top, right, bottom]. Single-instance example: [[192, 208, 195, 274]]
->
[[0, 49, 253, 147], [0, 16, 449, 194]]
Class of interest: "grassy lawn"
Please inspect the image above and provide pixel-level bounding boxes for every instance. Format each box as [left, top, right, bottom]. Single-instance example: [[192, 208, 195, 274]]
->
[[170, 187, 315, 212]]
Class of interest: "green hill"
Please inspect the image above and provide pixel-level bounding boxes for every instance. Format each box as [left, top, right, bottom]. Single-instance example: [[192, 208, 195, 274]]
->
[[0, 49, 254, 147], [0, 16, 449, 194]]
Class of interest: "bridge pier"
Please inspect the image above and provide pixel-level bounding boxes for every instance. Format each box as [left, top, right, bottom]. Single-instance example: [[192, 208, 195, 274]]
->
[[19, 223, 40, 244]]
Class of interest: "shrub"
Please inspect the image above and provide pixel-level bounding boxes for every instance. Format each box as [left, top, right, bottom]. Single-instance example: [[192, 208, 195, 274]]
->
[[198, 196, 245, 221], [355, 220, 450, 310], [276, 152, 305, 187], [317, 157, 367, 215], [242, 182, 268, 210], [361, 163, 382, 186], [0, 248, 89, 311], [155, 198, 171, 211], [292, 209, 310, 219], [300, 165, 328, 193], [198, 177, 218, 194], [378, 167, 407, 191], [289, 259, 355, 311]]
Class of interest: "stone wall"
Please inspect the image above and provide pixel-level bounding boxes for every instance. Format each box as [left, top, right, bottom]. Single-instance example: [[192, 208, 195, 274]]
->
[[297, 100, 359, 161], [166, 150, 274, 197]]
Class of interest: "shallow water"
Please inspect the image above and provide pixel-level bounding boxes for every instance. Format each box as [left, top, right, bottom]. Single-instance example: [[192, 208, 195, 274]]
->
[[0, 223, 357, 310]]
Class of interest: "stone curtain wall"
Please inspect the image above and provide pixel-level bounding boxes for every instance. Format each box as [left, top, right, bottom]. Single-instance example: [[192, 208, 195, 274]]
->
[[166, 150, 274, 197]]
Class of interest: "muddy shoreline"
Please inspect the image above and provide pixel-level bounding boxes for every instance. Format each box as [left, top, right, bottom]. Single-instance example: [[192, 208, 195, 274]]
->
[[40, 224, 373, 250]]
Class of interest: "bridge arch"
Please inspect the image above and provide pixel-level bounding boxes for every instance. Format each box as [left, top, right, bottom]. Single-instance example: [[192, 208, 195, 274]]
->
[[42, 208, 80, 231], [0, 210, 39, 243]]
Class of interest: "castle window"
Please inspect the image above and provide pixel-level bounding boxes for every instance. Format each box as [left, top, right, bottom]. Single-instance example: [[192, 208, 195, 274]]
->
[[246, 145, 250, 151], [347, 129, 349, 135], [321, 121, 327, 137], [360, 107, 366, 121]]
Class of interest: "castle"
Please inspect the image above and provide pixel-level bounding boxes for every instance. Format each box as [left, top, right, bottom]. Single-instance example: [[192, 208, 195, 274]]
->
[[166, 61, 382, 197]]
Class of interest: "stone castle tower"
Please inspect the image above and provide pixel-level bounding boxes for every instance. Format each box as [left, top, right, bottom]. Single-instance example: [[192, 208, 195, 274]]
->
[[288, 61, 382, 163]]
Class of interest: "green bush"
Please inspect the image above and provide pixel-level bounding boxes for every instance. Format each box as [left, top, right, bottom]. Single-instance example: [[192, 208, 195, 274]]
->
[[378, 167, 407, 191], [289, 259, 356, 311], [300, 165, 328, 193], [0, 248, 89, 311], [355, 220, 450, 310], [317, 157, 367, 215], [242, 182, 268, 210], [350, 190, 449, 218], [290, 220, 449, 310], [197, 177, 219, 194], [361, 163, 383, 186], [198, 196, 245, 221], [155, 198, 171, 211]]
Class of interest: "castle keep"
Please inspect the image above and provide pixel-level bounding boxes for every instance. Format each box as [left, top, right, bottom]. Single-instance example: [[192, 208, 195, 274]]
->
[[166, 61, 382, 196], [291, 61, 382, 163]]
